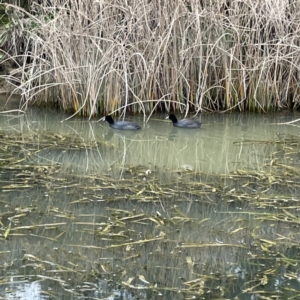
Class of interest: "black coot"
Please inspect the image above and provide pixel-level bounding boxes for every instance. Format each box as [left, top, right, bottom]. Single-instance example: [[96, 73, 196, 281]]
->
[[167, 114, 201, 128], [104, 115, 141, 130]]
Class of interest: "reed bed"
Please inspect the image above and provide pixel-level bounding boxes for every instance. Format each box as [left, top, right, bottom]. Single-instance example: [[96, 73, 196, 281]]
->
[[1, 0, 300, 117]]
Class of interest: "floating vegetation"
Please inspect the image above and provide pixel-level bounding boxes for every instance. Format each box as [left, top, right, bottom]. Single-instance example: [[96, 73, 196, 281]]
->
[[1, 130, 300, 299]]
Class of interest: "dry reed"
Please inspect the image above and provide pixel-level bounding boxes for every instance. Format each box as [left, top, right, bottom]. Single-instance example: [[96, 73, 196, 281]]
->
[[1, 0, 300, 117]]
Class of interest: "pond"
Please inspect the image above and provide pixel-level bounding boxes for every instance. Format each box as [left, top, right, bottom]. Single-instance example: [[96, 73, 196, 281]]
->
[[1, 104, 300, 299]]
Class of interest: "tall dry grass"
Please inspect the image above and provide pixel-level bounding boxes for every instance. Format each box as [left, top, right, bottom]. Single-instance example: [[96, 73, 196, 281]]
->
[[1, 0, 300, 117]]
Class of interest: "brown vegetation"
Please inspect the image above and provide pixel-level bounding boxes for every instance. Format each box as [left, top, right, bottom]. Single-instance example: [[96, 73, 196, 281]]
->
[[1, 0, 300, 117]]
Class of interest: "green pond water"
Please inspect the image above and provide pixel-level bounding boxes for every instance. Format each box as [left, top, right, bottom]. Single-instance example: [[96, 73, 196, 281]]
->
[[1, 105, 300, 299]]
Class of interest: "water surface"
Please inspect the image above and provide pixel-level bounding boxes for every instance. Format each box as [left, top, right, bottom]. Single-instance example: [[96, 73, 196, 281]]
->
[[1, 106, 300, 299]]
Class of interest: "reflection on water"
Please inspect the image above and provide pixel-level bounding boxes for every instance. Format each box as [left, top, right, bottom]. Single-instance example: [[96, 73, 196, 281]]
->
[[0, 108, 295, 177], [7, 282, 43, 300], [1, 107, 300, 299]]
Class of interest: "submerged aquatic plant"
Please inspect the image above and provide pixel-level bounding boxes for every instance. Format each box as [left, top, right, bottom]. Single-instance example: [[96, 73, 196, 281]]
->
[[1, 127, 300, 298]]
